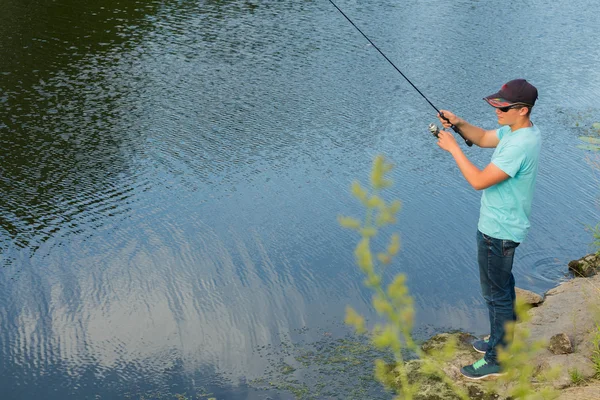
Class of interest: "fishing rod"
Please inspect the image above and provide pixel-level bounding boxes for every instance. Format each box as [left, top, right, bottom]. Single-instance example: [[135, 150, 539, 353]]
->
[[327, 0, 473, 147]]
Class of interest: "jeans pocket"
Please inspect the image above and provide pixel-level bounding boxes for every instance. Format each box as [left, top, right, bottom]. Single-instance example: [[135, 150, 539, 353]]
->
[[502, 240, 520, 257]]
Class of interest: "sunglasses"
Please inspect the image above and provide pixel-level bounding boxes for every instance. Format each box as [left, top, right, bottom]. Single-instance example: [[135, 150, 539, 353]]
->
[[497, 104, 528, 113]]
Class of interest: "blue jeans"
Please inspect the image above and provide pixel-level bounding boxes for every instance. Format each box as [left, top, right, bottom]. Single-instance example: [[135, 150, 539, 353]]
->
[[477, 230, 520, 363]]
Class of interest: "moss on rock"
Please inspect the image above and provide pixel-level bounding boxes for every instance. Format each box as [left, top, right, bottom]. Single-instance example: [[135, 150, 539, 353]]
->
[[568, 253, 600, 277]]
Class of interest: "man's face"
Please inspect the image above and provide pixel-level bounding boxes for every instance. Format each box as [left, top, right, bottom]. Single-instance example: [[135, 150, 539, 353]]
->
[[495, 105, 528, 125]]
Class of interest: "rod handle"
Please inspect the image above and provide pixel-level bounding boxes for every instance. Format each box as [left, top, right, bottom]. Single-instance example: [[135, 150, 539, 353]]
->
[[451, 125, 474, 147], [439, 112, 474, 147]]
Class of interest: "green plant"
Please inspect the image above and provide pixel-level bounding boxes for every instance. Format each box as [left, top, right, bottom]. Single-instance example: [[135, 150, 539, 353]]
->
[[480, 300, 558, 399], [592, 323, 600, 377], [568, 368, 585, 385], [340, 155, 469, 400], [577, 122, 600, 151], [592, 223, 600, 256], [585, 122, 600, 377]]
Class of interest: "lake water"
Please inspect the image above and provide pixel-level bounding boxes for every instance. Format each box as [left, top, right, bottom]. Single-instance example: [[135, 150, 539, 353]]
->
[[1, 0, 599, 399]]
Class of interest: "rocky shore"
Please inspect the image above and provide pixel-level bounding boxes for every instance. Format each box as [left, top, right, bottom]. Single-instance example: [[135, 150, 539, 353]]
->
[[414, 253, 600, 399]]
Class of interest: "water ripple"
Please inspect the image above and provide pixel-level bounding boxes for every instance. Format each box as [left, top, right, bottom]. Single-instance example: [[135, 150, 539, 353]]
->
[[1, 0, 600, 399]]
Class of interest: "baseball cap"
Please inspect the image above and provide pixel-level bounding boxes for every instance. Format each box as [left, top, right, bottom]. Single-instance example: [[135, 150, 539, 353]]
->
[[483, 79, 538, 108]]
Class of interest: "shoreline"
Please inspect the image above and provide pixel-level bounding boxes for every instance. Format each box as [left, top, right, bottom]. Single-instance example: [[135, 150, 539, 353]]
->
[[418, 253, 600, 399]]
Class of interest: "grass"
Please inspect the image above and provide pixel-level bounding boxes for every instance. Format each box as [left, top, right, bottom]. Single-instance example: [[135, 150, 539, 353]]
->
[[592, 324, 600, 377], [569, 368, 586, 385], [593, 223, 600, 257]]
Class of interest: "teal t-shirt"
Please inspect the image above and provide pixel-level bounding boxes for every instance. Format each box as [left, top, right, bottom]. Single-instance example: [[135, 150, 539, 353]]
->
[[478, 124, 541, 243]]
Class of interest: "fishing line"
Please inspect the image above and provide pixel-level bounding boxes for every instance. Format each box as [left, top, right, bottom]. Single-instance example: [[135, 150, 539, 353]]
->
[[327, 0, 473, 147]]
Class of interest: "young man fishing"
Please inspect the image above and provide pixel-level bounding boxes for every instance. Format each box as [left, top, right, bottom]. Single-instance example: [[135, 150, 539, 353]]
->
[[435, 79, 541, 380]]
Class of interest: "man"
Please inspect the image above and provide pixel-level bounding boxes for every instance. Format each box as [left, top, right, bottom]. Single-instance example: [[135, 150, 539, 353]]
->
[[436, 79, 541, 379]]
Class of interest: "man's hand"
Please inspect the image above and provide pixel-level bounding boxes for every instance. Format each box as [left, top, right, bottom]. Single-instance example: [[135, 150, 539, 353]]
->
[[437, 130, 460, 154], [436, 128, 509, 190], [437, 110, 462, 129]]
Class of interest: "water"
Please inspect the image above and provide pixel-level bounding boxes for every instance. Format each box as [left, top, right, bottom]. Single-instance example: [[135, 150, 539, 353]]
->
[[1, 0, 599, 398]]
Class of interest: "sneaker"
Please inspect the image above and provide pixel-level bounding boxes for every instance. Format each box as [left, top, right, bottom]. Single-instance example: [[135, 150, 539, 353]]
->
[[472, 338, 489, 354], [460, 358, 504, 380]]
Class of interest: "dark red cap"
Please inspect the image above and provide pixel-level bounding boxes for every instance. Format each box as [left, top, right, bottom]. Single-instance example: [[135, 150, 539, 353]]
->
[[483, 79, 538, 108]]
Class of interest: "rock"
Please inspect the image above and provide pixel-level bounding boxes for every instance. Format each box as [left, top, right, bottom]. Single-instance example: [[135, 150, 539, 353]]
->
[[388, 359, 462, 400], [558, 381, 600, 399], [538, 354, 597, 389], [549, 333, 573, 354], [526, 274, 600, 389], [515, 287, 544, 306], [568, 253, 600, 277], [410, 273, 600, 399], [392, 357, 500, 400], [466, 384, 501, 400], [417, 333, 502, 398], [421, 332, 477, 354]]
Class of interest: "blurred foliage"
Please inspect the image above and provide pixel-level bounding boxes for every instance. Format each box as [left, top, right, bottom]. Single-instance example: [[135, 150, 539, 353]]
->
[[592, 324, 600, 377], [340, 155, 469, 400], [495, 300, 559, 399]]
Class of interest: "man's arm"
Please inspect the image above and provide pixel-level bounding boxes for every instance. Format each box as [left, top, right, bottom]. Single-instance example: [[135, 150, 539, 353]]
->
[[436, 130, 509, 190], [449, 147, 509, 190], [453, 121, 499, 149], [438, 110, 499, 148]]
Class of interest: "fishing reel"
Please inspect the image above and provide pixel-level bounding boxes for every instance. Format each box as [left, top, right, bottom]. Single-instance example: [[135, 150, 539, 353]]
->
[[428, 123, 440, 138]]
